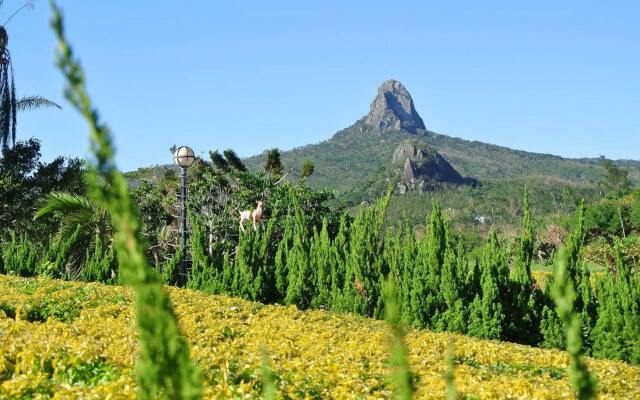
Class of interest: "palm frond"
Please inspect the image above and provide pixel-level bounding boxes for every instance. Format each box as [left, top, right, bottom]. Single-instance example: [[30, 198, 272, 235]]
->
[[16, 96, 62, 111], [34, 192, 96, 222]]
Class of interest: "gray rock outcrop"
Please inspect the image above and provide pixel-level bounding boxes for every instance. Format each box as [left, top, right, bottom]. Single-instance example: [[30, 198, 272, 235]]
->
[[365, 80, 426, 133], [392, 140, 464, 193]]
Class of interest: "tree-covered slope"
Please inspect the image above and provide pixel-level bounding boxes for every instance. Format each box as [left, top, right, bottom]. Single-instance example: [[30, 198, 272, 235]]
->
[[244, 80, 640, 203]]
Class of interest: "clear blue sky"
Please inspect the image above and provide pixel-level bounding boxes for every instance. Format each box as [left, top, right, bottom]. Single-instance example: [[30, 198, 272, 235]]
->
[[8, 1, 640, 171]]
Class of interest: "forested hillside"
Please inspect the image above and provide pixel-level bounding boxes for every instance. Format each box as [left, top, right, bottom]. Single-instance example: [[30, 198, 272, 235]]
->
[[243, 80, 640, 206]]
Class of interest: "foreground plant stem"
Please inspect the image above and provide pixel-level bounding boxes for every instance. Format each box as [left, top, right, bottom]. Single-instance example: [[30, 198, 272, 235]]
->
[[49, 2, 202, 399]]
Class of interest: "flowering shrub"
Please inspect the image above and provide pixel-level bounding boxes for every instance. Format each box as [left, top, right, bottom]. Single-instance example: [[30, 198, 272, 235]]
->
[[1, 275, 639, 399], [583, 234, 640, 268]]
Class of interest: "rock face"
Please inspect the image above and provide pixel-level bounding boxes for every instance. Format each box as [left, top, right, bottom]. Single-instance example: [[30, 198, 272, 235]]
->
[[365, 80, 426, 133], [392, 140, 464, 193]]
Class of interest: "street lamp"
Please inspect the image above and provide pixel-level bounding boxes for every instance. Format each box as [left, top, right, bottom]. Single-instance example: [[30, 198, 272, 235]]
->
[[173, 145, 195, 285]]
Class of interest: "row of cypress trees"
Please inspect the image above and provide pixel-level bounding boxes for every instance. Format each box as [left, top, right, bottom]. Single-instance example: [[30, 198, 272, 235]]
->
[[184, 188, 640, 364], [2, 183, 636, 365]]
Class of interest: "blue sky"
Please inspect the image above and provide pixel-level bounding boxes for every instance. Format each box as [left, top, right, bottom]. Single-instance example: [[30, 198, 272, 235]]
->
[[8, 1, 640, 171]]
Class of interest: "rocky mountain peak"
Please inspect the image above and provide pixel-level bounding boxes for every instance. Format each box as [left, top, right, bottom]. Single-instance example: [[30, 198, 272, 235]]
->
[[365, 80, 426, 133]]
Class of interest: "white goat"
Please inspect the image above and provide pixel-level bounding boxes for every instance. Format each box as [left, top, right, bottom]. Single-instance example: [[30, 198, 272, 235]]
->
[[239, 200, 264, 233]]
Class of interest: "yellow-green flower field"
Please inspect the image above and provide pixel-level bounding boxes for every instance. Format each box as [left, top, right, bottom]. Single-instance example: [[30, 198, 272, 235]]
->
[[0, 274, 638, 399]]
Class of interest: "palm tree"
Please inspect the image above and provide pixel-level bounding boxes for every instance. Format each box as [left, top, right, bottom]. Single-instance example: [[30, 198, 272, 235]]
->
[[0, 25, 61, 148], [34, 192, 112, 275]]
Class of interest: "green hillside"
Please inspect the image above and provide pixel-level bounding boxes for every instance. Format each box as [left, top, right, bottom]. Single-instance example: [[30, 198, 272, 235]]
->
[[245, 118, 639, 201]]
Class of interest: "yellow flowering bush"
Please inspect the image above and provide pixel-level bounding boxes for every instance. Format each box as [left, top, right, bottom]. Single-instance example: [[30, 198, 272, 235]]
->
[[1, 274, 639, 399]]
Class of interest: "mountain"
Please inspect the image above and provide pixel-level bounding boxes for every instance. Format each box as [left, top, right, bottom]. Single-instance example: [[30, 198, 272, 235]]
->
[[245, 80, 640, 204], [366, 80, 426, 133]]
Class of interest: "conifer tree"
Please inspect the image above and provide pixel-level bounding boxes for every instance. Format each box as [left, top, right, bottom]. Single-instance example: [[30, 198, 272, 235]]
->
[[310, 219, 334, 307], [83, 230, 116, 283], [468, 230, 504, 340], [506, 189, 538, 344], [592, 241, 640, 363], [539, 305, 566, 349], [410, 203, 447, 327], [256, 212, 279, 303], [513, 189, 534, 284], [329, 214, 349, 303], [437, 246, 465, 333], [284, 227, 313, 309], [425, 203, 447, 293], [541, 203, 591, 350], [274, 216, 292, 301], [400, 224, 416, 324], [334, 191, 390, 317]]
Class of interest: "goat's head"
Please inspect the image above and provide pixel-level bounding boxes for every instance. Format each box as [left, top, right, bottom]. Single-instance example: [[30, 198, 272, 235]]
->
[[256, 200, 264, 209]]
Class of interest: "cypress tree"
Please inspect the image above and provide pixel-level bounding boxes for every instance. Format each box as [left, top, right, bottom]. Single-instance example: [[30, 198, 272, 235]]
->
[[512, 189, 534, 284], [310, 219, 334, 308], [161, 247, 183, 286], [233, 229, 263, 300], [334, 191, 390, 317], [329, 214, 349, 305], [274, 216, 292, 302], [438, 246, 465, 333], [468, 230, 505, 340], [400, 224, 416, 324], [256, 211, 278, 303], [425, 203, 447, 293], [592, 241, 640, 363], [541, 203, 590, 350], [187, 215, 219, 292], [410, 203, 447, 328], [83, 230, 116, 283], [2, 232, 38, 277], [539, 304, 565, 349], [506, 189, 539, 345], [284, 228, 313, 309]]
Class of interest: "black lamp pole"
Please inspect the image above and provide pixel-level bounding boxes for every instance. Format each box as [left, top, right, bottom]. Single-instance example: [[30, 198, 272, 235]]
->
[[179, 165, 188, 285], [174, 145, 195, 286]]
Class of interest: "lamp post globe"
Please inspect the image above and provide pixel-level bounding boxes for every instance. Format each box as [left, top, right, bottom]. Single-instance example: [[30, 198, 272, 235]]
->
[[173, 145, 195, 168], [174, 145, 195, 286]]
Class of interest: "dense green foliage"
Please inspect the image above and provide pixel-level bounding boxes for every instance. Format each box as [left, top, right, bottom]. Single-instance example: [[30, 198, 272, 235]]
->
[[0, 138, 84, 238]]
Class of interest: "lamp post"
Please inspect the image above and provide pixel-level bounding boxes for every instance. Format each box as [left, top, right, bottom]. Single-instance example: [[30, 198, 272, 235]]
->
[[173, 145, 195, 286]]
